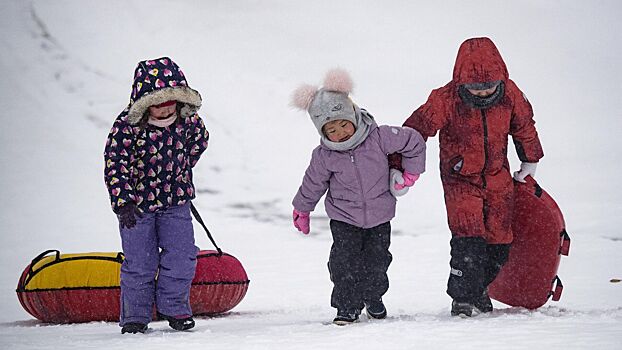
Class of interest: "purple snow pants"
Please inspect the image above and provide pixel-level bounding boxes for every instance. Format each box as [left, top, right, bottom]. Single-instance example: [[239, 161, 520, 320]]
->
[[119, 202, 198, 326]]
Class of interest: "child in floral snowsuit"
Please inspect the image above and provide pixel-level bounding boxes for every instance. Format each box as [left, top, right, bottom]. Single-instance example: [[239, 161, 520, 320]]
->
[[104, 57, 208, 334]]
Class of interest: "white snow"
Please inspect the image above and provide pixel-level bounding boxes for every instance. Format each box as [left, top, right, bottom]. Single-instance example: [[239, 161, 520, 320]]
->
[[1, 0, 621, 349]]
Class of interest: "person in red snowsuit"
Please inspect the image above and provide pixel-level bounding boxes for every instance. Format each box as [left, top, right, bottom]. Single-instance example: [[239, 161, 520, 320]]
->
[[395, 37, 544, 316]]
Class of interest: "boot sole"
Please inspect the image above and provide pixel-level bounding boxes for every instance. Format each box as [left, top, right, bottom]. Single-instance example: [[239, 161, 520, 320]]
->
[[333, 319, 360, 326], [157, 312, 195, 331], [451, 308, 482, 318], [121, 324, 148, 334]]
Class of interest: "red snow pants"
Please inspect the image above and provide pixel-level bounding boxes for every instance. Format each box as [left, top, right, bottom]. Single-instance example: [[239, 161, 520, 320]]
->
[[441, 168, 514, 244]]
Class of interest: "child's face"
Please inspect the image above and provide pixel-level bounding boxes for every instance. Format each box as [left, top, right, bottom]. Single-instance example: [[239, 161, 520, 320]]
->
[[148, 104, 177, 119], [467, 86, 497, 97], [323, 119, 356, 143]]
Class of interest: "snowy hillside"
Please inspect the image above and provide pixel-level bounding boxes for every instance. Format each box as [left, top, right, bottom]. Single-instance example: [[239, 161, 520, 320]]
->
[[0, 0, 621, 349]]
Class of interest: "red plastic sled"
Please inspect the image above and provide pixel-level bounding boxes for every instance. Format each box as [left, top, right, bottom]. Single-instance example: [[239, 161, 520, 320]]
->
[[488, 176, 570, 309], [16, 249, 249, 323]]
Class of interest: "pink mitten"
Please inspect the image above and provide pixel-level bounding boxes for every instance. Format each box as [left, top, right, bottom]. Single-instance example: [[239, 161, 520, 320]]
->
[[394, 171, 420, 190], [292, 209, 310, 235]]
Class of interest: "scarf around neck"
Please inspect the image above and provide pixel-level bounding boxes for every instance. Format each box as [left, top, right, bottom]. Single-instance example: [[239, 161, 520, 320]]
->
[[147, 113, 178, 128], [458, 81, 505, 109], [321, 106, 375, 151]]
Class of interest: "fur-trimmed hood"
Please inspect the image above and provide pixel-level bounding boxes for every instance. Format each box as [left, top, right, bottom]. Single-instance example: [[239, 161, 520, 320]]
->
[[127, 57, 202, 125]]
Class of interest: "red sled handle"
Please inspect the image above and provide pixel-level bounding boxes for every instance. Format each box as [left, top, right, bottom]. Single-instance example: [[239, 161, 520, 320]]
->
[[549, 276, 564, 301], [559, 230, 571, 256]]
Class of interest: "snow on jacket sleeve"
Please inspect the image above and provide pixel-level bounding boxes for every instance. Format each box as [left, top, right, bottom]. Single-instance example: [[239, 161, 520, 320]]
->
[[378, 125, 426, 175], [292, 147, 331, 213], [507, 80, 544, 162], [104, 112, 136, 213], [402, 86, 452, 141], [185, 113, 209, 167]]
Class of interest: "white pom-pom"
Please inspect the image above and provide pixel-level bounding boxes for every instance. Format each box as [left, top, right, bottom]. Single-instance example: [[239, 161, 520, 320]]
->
[[291, 84, 318, 110], [323, 68, 353, 94]]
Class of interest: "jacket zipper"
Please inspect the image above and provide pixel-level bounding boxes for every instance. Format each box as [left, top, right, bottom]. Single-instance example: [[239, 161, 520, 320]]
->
[[350, 151, 367, 227], [480, 109, 489, 189]]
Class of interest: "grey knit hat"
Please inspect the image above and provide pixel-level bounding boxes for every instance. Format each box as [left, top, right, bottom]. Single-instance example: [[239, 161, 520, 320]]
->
[[308, 89, 356, 135], [291, 69, 357, 136]]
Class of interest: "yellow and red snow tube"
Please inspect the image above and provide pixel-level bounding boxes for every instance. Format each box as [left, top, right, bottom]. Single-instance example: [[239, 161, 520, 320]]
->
[[16, 249, 249, 323]]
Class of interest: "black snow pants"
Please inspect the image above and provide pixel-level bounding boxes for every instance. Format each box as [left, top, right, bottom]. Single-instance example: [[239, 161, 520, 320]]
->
[[446, 236, 510, 303], [328, 220, 392, 312]]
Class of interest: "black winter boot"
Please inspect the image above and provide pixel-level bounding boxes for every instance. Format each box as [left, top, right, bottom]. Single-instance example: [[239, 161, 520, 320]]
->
[[333, 309, 360, 325], [121, 322, 148, 334], [364, 299, 387, 319], [473, 290, 493, 313], [157, 312, 195, 331], [451, 300, 480, 318]]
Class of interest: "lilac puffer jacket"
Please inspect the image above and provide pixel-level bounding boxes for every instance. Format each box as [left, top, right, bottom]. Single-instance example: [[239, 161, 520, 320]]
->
[[293, 123, 426, 229]]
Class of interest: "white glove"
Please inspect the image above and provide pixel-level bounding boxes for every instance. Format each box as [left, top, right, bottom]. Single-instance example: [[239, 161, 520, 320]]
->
[[389, 169, 409, 197], [513, 162, 538, 183]]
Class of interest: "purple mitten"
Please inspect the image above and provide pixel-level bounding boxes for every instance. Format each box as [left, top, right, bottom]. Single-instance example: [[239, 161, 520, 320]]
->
[[292, 209, 310, 235]]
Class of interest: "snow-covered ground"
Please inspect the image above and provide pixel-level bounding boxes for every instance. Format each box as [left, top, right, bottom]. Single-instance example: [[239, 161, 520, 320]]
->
[[1, 0, 621, 349]]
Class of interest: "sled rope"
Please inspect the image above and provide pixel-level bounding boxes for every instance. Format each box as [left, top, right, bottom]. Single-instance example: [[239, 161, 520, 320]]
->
[[190, 202, 223, 255]]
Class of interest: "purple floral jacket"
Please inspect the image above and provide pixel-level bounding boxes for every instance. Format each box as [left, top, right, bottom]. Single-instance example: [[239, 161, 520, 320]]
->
[[104, 111, 208, 213]]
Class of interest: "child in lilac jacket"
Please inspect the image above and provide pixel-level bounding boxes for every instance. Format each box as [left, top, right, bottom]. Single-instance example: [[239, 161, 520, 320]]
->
[[291, 69, 426, 325]]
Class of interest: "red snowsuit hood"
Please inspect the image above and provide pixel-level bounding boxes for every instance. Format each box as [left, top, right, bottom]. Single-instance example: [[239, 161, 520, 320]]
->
[[452, 37, 509, 85]]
